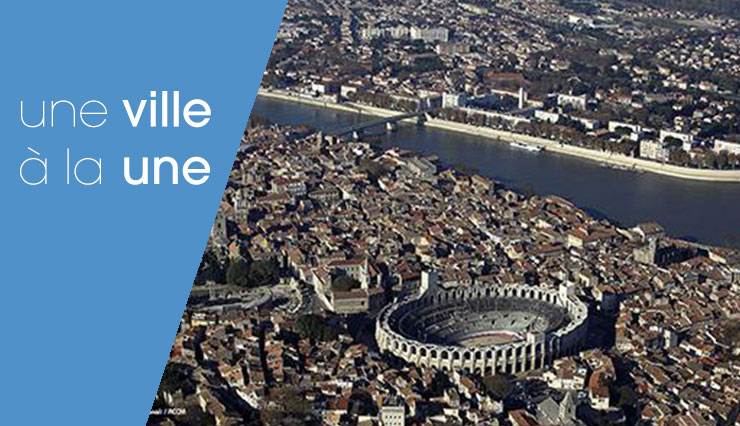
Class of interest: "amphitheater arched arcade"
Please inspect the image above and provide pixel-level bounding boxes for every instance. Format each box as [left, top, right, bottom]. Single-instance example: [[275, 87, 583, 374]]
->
[[375, 284, 588, 376]]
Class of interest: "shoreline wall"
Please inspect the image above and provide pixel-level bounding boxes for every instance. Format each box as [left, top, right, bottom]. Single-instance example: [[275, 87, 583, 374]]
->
[[256, 89, 740, 183]]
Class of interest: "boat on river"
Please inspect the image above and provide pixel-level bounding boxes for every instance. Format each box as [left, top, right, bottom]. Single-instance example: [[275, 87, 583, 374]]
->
[[510, 141, 542, 153]]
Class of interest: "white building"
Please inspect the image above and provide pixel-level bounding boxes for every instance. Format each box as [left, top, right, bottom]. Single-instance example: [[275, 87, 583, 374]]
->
[[573, 116, 600, 130], [388, 24, 410, 39], [360, 26, 385, 40], [410, 26, 449, 42], [340, 85, 358, 98], [713, 139, 740, 155], [557, 93, 588, 111], [535, 110, 560, 124], [311, 82, 338, 95], [380, 403, 405, 426], [608, 121, 642, 137], [640, 140, 670, 162], [436, 42, 470, 55], [360, 24, 410, 41], [328, 258, 370, 289], [518, 87, 528, 109], [442, 92, 468, 108], [420, 270, 439, 296], [659, 130, 694, 151]]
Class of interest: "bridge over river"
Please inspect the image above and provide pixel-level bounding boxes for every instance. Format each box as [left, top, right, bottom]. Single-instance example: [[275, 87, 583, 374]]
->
[[328, 109, 432, 140]]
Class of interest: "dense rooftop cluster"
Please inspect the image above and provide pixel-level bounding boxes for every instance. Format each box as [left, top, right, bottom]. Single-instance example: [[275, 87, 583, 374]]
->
[[265, 0, 740, 169], [149, 123, 740, 425]]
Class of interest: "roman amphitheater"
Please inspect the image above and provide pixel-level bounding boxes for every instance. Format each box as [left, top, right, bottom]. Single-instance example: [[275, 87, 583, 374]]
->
[[376, 283, 589, 376]]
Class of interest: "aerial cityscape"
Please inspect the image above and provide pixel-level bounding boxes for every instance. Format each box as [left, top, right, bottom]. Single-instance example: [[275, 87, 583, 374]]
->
[[149, 0, 740, 425]]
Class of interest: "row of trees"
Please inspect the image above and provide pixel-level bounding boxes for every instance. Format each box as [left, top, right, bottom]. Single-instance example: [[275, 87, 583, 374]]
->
[[295, 314, 339, 343], [226, 257, 280, 288], [346, 89, 420, 113], [343, 77, 740, 169], [437, 105, 740, 169], [670, 148, 740, 169], [194, 248, 282, 289], [440, 107, 642, 157]]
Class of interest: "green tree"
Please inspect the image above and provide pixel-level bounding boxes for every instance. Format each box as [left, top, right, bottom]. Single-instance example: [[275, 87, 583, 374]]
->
[[331, 275, 360, 292], [248, 257, 280, 287], [226, 257, 249, 287], [617, 385, 637, 409], [158, 362, 196, 395], [722, 321, 740, 346], [296, 314, 337, 342], [194, 249, 225, 285], [482, 374, 513, 400], [359, 158, 389, 180], [261, 387, 313, 425]]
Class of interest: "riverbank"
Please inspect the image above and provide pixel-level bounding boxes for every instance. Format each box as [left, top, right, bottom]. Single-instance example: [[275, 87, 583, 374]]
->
[[256, 89, 740, 183]]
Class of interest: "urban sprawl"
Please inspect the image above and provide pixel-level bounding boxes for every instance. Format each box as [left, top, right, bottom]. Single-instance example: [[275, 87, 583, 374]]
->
[[262, 0, 740, 176], [150, 1, 740, 426]]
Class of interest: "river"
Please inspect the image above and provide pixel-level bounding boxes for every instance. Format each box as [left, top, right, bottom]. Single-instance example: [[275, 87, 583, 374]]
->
[[252, 96, 740, 248]]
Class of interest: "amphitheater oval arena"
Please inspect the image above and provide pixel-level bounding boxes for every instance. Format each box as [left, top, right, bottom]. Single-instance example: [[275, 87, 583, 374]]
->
[[375, 283, 589, 376]]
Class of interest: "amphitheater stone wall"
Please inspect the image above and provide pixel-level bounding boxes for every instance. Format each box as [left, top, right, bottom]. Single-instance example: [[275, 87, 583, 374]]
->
[[375, 284, 589, 375]]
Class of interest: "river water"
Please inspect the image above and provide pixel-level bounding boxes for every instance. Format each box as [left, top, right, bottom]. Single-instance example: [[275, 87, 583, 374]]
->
[[252, 96, 740, 248]]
